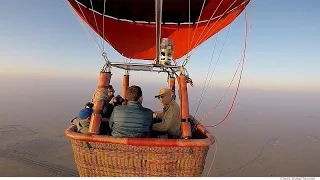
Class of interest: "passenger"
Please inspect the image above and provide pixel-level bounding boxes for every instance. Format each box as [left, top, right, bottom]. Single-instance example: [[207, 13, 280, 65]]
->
[[91, 85, 115, 105], [152, 88, 181, 139], [71, 102, 93, 134], [91, 85, 116, 135], [109, 85, 153, 138], [99, 95, 125, 135], [92, 85, 124, 118], [112, 95, 125, 106]]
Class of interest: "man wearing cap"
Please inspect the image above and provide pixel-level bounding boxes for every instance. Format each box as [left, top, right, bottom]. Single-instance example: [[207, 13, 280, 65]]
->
[[152, 88, 181, 138], [71, 103, 93, 134]]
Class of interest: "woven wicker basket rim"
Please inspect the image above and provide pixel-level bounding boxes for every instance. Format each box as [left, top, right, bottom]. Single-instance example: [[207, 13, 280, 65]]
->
[[65, 117, 214, 147]]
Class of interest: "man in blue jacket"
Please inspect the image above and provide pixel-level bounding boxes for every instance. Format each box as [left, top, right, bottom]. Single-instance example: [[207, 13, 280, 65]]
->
[[109, 85, 154, 138], [71, 102, 94, 134]]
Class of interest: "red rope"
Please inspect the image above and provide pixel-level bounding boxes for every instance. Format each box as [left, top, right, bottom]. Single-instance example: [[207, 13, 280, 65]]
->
[[204, 2, 254, 128]]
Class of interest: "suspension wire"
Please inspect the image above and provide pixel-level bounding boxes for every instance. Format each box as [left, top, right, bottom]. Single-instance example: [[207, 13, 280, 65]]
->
[[200, 41, 243, 123], [187, 0, 191, 57], [202, 0, 254, 128], [64, 0, 104, 53], [87, 0, 112, 51], [195, 2, 253, 175], [90, 0, 112, 51], [190, 0, 246, 58], [76, 1, 105, 53], [89, 0, 104, 50], [206, 136, 218, 176], [201, 0, 254, 123], [193, 25, 231, 119], [102, 0, 106, 52], [191, 27, 231, 134], [204, 5, 252, 175], [179, 0, 207, 65], [179, 0, 237, 66], [155, 0, 163, 64], [193, 34, 219, 117], [188, 0, 207, 55], [190, 0, 224, 52]]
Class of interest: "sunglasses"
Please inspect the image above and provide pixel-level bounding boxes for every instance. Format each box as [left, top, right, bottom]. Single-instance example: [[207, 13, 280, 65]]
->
[[156, 95, 165, 99]]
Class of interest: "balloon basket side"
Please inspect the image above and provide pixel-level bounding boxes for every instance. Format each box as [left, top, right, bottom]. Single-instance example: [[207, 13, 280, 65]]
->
[[65, 117, 214, 177]]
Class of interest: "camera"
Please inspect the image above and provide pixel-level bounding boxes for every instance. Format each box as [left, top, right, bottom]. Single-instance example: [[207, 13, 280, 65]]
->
[[114, 95, 124, 106], [85, 102, 94, 108]]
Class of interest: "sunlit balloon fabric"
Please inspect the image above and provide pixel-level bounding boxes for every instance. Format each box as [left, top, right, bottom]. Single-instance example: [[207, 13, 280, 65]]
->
[[68, 0, 250, 60]]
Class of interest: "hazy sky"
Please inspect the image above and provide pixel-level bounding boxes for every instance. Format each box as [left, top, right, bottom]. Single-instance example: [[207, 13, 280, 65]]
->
[[0, 0, 319, 92]]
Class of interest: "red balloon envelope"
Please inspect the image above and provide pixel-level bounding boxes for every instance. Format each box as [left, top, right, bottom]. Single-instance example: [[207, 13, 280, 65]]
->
[[68, 0, 250, 60]]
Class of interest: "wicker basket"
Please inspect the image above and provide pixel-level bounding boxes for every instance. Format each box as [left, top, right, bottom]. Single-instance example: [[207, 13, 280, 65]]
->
[[65, 118, 214, 177]]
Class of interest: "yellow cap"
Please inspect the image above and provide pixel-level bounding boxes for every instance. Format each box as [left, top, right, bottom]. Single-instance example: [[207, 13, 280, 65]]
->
[[155, 88, 171, 98]]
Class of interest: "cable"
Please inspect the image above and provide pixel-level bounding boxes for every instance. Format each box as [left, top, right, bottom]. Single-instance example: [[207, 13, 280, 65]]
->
[[206, 136, 218, 176], [201, 0, 254, 127]]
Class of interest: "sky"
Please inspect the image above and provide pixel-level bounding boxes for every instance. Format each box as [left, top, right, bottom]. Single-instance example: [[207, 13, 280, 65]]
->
[[0, 0, 319, 93]]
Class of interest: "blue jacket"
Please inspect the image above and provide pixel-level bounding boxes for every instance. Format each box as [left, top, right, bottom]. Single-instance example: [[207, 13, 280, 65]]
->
[[109, 101, 153, 138]]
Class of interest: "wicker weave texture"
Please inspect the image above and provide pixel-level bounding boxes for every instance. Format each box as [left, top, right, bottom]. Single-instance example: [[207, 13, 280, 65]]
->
[[70, 139, 209, 177]]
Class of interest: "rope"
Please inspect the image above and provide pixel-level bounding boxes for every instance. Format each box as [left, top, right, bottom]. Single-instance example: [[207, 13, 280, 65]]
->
[[179, 0, 239, 65], [180, 0, 207, 65], [188, 0, 207, 54], [202, 0, 254, 127], [189, 0, 248, 58], [63, 0, 104, 54], [193, 25, 231, 119], [190, 0, 225, 51], [193, 34, 219, 117], [200, 28, 243, 122], [203, 4, 254, 176], [187, 0, 191, 56], [218, 135, 274, 177], [102, 0, 106, 52], [75, 1, 106, 53], [89, 0, 104, 49], [206, 135, 218, 176], [65, 0, 114, 68], [192, 0, 246, 51]]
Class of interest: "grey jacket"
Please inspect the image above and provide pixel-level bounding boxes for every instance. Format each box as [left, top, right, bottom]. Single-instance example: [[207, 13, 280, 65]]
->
[[109, 101, 153, 138]]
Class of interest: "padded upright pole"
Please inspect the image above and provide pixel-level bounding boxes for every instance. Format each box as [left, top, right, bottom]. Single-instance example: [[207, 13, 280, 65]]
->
[[169, 76, 176, 100], [179, 74, 192, 139], [122, 74, 129, 99], [88, 72, 111, 134]]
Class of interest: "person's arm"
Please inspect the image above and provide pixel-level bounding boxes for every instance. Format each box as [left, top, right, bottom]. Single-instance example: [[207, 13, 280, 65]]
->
[[153, 111, 163, 119], [83, 118, 90, 123], [152, 112, 162, 123], [91, 91, 96, 103], [109, 97, 115, 104], [109, 111, 114, 130], [152, 109, 173, 132]]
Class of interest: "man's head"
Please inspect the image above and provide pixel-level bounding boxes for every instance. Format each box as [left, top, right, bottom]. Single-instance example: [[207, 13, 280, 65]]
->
[[126, 85, 143, 103], [155, 88, 172, 105], [107, 85, 115, 97]]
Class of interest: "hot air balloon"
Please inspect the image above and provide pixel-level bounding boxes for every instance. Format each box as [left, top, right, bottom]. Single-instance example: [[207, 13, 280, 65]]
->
[[64, 0, 251, 177]]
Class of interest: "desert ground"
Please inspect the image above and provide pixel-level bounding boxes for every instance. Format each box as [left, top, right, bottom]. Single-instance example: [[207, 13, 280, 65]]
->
[[0, 74, 319, 177]]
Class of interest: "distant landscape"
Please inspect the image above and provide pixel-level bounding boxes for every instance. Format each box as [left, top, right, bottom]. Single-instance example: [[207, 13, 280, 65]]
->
[[0, 74, 319, 177]]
